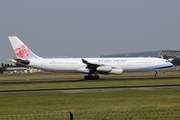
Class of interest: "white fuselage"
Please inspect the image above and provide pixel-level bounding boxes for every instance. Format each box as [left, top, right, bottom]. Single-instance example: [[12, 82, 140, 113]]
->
[[27, 57, 173, 73]]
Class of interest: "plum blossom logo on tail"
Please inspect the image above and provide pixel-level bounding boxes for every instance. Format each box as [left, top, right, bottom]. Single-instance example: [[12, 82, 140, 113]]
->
[[15, 45, 30, 58]]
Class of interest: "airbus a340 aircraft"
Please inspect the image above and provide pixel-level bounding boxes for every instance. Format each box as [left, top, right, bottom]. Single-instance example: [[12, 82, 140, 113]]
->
[[8, 36, 173, 79]]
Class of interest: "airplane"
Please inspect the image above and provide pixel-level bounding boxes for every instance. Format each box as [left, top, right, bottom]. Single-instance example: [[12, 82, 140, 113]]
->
[[8, 36, 173, 79]]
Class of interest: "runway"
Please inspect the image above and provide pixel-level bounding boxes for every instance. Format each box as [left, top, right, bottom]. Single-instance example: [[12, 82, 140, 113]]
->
[[1, 76, 180, 84], [0, 84, 180, 95], [1, 75, 180, 95]]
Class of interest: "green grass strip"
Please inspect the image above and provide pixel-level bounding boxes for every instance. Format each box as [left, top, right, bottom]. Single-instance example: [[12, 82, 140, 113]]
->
[[0, 90, 180, 120]]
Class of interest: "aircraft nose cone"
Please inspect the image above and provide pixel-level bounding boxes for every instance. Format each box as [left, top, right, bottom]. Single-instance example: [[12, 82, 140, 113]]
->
[[157, 62, 173, 69], [165, 62, 173, 68], [169, 62, 173, 67]]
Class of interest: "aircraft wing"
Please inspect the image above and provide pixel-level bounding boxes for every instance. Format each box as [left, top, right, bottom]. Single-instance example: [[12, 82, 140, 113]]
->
[[81, 59, 123, 75], [82, 59, 105, 73], [82, 59, 103, 67]]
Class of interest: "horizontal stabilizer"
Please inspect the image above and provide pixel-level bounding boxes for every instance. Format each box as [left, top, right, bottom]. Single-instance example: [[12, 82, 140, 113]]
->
[[11, 58, 30, 65]]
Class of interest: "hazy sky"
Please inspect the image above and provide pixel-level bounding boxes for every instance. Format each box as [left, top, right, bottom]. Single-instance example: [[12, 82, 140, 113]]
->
[[1, 0, 180, 63]]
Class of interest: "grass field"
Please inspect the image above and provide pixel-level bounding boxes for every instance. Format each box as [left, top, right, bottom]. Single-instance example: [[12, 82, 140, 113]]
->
[[0, 70, 180, 119], [0, 90, 180, 119]]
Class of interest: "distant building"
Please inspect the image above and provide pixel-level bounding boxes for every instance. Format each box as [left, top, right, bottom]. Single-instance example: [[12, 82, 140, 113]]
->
[[101, 50, 180, 60]]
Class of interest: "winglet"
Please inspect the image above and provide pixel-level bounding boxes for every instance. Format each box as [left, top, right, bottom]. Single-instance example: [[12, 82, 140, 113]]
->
[[8, 36, 42, 59]]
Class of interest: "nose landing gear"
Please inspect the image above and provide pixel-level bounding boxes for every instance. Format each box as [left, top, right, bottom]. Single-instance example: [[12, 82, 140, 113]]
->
[[155, 71, 158, 77]]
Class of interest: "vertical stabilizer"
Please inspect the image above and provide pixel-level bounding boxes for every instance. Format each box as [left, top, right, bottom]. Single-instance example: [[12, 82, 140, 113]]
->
[[8, 36, 41, 59]]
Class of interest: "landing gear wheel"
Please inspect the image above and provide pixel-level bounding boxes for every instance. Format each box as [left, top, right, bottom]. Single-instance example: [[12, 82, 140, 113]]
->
[[90, 76, 94, 79], [94, 76, 100, 80], [84, 76, 88, 80], [84, 75, 94, 80], [84, 75, 99, 80]]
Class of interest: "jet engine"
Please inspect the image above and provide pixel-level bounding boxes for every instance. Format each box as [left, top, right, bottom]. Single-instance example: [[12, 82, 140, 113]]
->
[[110, 68, 123, 74], [97, 66, 112, 72]]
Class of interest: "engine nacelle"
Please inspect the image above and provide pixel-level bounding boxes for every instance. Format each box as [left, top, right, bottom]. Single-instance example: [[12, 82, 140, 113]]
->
[[97, 66, 112, 72], [110, 68, 123, 74], [76, 67, 89, 73]]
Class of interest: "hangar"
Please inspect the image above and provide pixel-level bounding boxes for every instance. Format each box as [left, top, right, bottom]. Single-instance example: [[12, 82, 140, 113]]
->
[[101, 50, 180, 60]]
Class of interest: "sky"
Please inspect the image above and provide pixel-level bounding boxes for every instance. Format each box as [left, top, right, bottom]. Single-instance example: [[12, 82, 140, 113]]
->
[[0, 0, 180, 63]]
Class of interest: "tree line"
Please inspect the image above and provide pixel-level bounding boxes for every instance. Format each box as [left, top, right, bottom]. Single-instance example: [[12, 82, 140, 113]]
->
[[171, 58, 180, 66], [0, 63, 7, 74]]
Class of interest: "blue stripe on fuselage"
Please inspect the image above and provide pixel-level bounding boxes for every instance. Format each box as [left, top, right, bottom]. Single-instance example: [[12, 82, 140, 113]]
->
[[137, 63, 173, 71]]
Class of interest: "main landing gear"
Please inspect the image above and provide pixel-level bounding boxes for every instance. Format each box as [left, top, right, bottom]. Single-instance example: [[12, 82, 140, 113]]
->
[[84, 75, 100, 80]]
